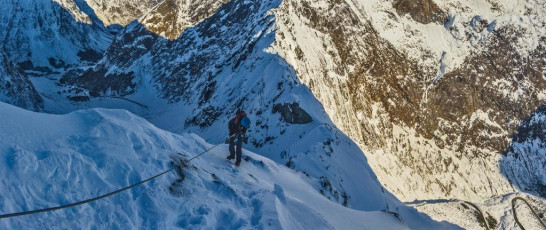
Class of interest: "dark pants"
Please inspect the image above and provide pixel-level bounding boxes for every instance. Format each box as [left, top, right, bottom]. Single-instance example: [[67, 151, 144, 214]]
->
[[228, 135, 242, 163]]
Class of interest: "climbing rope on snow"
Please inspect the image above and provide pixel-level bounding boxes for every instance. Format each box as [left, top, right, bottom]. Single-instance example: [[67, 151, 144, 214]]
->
[[463, 201, 490, 230], [405, 199, 491, 229], [107, 96, 149, 109], [0, 136, 233, 219], [511, 196, 546, 230], [70, 86, 149, 109]]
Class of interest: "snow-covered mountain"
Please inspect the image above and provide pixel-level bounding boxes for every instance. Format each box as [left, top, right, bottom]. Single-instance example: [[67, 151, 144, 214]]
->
[[0, 101, 456, 229], [0, 0, 161, 73], [2, 0, 546, 228], [0, 0, 112, 75], [271, 0, 546, 202], [0, 0, 451, 226], [57, 0, 401, 213], [0, 51, 43, 111], [502, 105, 546, 197]]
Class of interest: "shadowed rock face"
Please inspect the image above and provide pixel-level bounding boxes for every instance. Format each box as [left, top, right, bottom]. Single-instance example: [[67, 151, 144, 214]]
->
[[501, 104, 546, 198], [0, 52, 43, 111], [273, 103, 313, 124], [0, 0, 114, 70], [393, 0, 447, 24]]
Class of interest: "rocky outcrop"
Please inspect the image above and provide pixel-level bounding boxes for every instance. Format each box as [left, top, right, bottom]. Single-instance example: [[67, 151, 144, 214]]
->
[[0, 0, 113, 71], [82, 0, 162, 26], [273, 103, 313, 124], [0, 52, 43, 111], [393, 0, 447, 24], [140, 0, 229, 40], [502, 105, 546, 197]]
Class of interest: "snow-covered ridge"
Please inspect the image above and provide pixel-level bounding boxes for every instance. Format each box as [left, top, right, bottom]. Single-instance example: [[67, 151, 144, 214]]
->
[[0, 102, 455, 229]]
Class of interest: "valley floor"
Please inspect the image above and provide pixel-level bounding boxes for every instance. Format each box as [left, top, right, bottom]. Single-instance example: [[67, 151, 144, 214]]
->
[[408, 192, 546, 229]]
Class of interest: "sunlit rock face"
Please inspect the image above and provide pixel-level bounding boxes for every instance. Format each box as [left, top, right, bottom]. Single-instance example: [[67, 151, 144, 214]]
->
[[271, 0, 546, 201]]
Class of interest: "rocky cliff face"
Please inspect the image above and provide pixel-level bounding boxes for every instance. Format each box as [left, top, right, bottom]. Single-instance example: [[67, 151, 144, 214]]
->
[[393, 0, 447, 24], [0, 0, 113, 74], [502, 105, 546, 197], [140, 0, 229, 40], [0, 51, 43, 111], [271, 0, 546, 201], [82, 0, 162, 26]]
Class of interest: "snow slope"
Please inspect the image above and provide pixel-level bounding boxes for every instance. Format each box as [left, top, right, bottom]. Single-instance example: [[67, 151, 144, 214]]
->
[[0, 102, 455, 229]]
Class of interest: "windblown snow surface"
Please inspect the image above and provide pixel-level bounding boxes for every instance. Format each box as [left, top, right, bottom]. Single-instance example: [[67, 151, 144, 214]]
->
[[0, 102, 455, 229]]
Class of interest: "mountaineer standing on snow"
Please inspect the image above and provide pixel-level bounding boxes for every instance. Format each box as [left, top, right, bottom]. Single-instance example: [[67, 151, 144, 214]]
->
[[227, 110, 250, 166]]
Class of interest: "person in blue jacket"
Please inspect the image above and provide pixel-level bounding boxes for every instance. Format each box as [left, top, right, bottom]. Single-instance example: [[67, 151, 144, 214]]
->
[[227, 110, 250, 166]]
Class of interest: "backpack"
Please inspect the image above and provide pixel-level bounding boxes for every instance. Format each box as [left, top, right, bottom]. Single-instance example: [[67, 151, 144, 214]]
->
[[240, 116, 250, 128]]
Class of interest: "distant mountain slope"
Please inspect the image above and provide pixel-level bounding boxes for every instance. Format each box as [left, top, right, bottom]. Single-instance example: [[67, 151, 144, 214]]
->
[[139, 0, 228, 40], [0, 0, 113, 74], [0, 101, 456, 229], [82, 0, 162, 26], [0, 51, 43, 111]]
